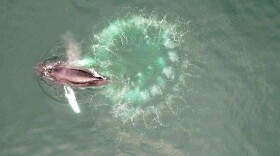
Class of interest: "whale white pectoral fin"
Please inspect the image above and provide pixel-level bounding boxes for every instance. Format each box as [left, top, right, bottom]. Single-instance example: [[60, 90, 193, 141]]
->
[[63, 85, 80, 113]]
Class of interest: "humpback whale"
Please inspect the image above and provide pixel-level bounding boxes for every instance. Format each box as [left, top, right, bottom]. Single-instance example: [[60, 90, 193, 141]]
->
[[35, 61, 109, 88]]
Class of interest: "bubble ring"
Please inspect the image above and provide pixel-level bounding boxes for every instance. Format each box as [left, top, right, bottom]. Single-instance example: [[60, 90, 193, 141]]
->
[[88, 15, 187, 120]]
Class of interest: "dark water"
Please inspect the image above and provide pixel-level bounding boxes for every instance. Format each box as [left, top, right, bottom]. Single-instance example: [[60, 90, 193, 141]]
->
[[0, 0, 279, 155]]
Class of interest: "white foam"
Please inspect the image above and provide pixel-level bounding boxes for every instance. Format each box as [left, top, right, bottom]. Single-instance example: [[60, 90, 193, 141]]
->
[[168, 51, 179, 62], [109, 24, 119, 34], [140, 90, 150, 101], [137, 72, 142, 77], [162, 66, 174, 79], [150, 85, 162, 96]]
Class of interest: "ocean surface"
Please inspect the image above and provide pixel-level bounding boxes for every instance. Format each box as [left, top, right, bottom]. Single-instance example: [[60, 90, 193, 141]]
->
[[0, 0, 279, 156]]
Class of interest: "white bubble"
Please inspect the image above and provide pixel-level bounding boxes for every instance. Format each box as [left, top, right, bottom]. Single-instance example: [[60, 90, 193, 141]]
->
[[150, 85, 162, 96], [163, 39, 176, 49], [168, 51, 179, 62], [140, 90, 150, 101], [162, 66, 174, 79], [109, 24, 120, 34], [137, 72, 142, 77]]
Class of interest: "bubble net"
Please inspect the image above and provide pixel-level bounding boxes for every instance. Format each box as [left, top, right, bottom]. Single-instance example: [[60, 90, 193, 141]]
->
[[83, 14, 189, 121]]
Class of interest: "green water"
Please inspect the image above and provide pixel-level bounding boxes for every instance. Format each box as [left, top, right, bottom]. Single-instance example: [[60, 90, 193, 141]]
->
[[0, 0, 279, 155]]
